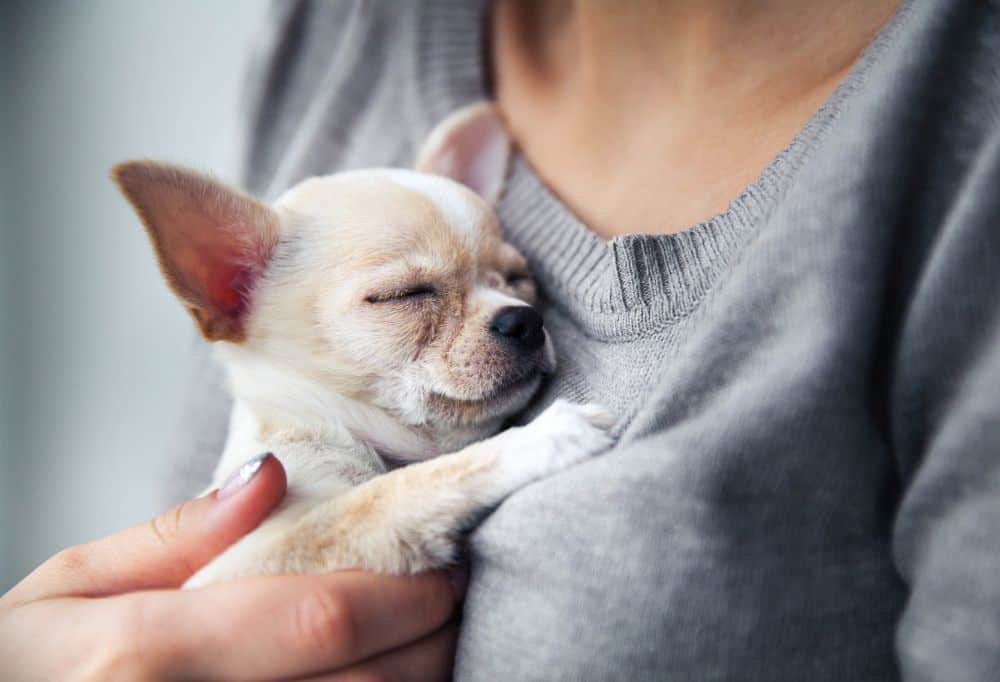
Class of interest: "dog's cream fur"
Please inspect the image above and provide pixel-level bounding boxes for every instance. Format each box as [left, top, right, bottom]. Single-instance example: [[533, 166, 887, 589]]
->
[[113, 103, 613, 587]]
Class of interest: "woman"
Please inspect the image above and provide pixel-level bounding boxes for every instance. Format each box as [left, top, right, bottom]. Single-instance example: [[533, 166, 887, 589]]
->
[[5, 1, 999, 679]]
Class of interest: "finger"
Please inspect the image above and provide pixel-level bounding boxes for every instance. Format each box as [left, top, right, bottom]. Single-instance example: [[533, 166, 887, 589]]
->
[[302, 624, 458, 682], [135, 570, 457, 680], [9, 453, 286, 602]]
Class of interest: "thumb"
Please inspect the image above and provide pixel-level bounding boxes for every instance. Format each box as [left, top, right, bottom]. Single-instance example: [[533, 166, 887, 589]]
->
[[12, 453, 286, 602]]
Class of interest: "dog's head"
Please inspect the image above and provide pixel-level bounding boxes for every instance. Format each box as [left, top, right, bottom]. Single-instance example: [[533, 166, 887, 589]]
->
[[114, 104, 552, 455]]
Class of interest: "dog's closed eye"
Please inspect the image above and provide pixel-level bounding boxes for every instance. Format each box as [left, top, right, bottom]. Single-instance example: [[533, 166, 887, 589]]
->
[[365, 285, 437, 304]]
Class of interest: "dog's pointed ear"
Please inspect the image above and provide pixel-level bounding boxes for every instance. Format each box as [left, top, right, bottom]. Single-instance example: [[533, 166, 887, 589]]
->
[[415, 102, 510, 205], [112, 160, 279, 342]]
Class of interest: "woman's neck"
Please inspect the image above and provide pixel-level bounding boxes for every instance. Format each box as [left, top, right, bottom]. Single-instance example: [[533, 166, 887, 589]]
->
[[491, 0, 901, 237]]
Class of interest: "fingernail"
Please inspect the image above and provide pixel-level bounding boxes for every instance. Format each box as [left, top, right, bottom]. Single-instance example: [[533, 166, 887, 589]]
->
[[218, 453, 271, 500], [448, 564, 469, 601]]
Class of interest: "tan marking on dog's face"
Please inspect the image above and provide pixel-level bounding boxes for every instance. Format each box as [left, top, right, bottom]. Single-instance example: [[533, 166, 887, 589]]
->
[[243, 170, 550, 443]]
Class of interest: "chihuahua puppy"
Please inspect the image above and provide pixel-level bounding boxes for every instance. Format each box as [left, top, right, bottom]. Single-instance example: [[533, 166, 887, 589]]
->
[[113, 103, 612, 587]]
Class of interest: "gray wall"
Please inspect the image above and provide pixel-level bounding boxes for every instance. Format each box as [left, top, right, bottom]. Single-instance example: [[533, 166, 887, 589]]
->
[[1, 0, 270, 591]]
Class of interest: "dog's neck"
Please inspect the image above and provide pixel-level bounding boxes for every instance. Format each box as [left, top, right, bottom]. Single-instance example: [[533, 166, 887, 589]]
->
[[217, 344, 441, 464]]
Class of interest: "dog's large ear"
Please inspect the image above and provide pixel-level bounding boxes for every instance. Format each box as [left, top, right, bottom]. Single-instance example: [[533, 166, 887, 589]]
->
[[415, 102, 510, 205], [112, 161, 279, 342]]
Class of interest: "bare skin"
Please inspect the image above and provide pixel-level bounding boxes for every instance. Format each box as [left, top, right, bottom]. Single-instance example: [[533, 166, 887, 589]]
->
[[491, 0, 902, 237]]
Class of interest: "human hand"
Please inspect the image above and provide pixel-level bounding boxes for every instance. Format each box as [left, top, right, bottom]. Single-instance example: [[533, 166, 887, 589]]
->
[[0, 454, 460, 680]]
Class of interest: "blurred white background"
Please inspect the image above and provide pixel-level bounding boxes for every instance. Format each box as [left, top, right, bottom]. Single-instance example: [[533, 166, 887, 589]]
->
[[1, 0, 270, 591]]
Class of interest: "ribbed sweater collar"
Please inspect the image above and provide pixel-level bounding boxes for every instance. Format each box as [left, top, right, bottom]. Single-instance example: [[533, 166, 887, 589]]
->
[[417, 0, 913, 341]]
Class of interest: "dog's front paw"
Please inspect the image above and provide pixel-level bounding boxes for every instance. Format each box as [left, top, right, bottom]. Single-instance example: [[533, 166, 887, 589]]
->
[[497, 400, 616, 484]]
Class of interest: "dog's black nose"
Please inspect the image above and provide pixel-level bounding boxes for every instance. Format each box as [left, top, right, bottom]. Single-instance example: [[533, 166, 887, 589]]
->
[[490, 306, 545, 351]]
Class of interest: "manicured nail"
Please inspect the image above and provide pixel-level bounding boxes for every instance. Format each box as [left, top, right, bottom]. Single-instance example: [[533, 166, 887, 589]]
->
[[218, 453, 271, 500], [448, 564, 469, 601]]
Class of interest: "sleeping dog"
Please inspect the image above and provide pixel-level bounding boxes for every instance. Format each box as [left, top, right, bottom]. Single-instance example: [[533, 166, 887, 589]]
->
[[113, 103, 613, 587]]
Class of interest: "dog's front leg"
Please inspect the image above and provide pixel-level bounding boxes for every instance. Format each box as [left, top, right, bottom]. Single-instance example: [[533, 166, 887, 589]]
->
[[252, 401, 615, 576], [183, 438, 382, 588]]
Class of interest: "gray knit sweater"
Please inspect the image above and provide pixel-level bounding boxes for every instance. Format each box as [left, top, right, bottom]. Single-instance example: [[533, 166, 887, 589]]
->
[[173, 1, 1000, 679]]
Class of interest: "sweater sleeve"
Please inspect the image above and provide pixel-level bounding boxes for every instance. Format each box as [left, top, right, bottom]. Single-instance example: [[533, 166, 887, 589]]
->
[[891, 126, 1000, 681]]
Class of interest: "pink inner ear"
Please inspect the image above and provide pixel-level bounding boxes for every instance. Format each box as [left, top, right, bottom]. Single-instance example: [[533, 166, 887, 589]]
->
[[150, 197, 276, 339], [207, 264, 254, 319], [166, 213, 273, 332]]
